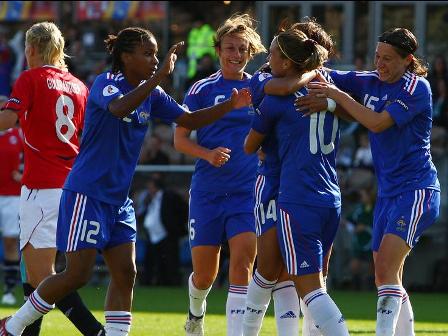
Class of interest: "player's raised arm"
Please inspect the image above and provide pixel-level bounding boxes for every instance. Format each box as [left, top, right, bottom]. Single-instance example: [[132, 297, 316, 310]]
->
[[108, 41, 184, 118]]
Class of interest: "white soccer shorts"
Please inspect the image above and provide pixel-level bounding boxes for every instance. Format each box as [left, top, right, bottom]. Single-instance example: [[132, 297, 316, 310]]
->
[[19, 186, 62, 250]]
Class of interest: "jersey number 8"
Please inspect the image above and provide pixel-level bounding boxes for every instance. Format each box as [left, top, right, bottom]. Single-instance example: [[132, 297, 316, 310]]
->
[[55, 94, 76, 143]]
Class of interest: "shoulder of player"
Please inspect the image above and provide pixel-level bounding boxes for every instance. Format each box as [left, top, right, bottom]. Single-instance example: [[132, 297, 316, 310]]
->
[[186, 70, 222, 95], [401, 71, 429, 96]]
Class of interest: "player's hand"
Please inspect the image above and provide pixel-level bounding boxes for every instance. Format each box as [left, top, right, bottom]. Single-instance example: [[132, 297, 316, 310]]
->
[[307, 81, 340, 99], [206, 147, 231, 167], [229, 88, 252, 109], [160, 41, 184, 76], [295, 95, 328, 114]]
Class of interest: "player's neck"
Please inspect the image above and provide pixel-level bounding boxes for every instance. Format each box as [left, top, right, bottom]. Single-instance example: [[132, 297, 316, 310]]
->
[[220, 68, 244, 81]]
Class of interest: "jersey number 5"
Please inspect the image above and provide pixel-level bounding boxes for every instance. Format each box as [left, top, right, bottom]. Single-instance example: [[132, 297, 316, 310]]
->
[[309, 111, 338, 154], [55, 94, 76, 143]]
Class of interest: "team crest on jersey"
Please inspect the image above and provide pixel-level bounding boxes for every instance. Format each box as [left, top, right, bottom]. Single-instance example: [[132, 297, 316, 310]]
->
[[9, 135, 18, 145], [103, 85, 119, 97], [139, 111, 150, 121], [396, 218, 407, 232], [258, 72, 271, 82]]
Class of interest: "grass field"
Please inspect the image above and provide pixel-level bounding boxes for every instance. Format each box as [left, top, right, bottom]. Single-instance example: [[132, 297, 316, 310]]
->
[[0, 286, 447, 335]]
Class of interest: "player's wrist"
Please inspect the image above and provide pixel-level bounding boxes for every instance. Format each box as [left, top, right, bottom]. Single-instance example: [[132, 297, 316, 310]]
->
[[326, 98, 336, 113]]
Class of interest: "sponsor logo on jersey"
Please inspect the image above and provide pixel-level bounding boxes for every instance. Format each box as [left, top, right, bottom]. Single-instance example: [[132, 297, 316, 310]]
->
[[396, 99, 409, 110], [103, 85, 119, 97], [139, 111, 150, 121], [382, 94, 388, 100]]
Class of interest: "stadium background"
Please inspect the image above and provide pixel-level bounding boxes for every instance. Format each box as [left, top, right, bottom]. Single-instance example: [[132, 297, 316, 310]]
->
[[0, 0, 447, 293]]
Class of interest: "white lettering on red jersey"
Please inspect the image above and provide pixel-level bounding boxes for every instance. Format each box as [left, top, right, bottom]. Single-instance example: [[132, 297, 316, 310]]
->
[[0, 128, 23, 195], [2, 66, 88, 188]]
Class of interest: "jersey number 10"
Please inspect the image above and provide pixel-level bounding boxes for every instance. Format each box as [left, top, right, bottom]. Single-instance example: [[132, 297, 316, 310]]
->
[[309, 111, 338, 154]]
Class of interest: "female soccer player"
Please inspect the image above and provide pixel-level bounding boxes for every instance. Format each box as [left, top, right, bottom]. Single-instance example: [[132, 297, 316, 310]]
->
[[244, 26, 350, 336], [244, 18, 338, 336], [0, 26, 251, 336], [305, 28, 440, 336], [174, 14, 266, 336], [0, 22, 105, 336]]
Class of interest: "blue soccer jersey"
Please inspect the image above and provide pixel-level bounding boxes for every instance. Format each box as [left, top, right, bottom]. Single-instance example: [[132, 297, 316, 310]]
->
[[249, 70, 280, 177], [64, 72, 185, 205], [330, 70, 440, 197], [184, 70, 257, 193], [252, 87, 341, 208]]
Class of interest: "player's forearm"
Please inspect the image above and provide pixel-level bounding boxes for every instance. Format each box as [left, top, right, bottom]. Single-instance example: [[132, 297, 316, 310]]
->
[[173, 133, 210, 161], [333, 90, 393, 132], [264, 71, 315, 96], [0, 110, 18, 131], [108, 72, 165, 118], [176, 99, 234, 130]]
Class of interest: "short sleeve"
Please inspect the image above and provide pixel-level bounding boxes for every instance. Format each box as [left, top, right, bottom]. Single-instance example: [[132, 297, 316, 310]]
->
[[386, 79, 431, 128], [183, 89, 202, 112], [2, 72, 32, 118], [250, 71, 272, 109], [89, 73, 124, 112], [150, 86, 186, 123], [330, 70, 359, 93]]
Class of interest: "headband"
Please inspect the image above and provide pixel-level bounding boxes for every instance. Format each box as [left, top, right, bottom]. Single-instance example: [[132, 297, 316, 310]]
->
[[378, 36, 416, 55]]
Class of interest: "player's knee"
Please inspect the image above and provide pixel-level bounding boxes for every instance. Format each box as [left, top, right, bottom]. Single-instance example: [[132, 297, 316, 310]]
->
[[193, 273, 215, 289]]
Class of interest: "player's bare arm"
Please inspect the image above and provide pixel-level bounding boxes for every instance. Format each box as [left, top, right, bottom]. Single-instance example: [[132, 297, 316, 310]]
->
[[0, 110, 18, 131], [175, 88, 252, 130], [307, 81, 395, 132], [174, 127, 231, 168], [244, 129, 266, 154], [264, 69, 317, 96], [108, 42, 184, 118]]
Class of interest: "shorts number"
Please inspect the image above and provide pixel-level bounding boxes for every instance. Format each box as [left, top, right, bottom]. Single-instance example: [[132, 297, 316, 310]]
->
[[189, 219, 196, 240], [80, 220, 100, 244], [309, 111, 338, 154], [55, 95, 76, 143], [258, 199, 277, 225]]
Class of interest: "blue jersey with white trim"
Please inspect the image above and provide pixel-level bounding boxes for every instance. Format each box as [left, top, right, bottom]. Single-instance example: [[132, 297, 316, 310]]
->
[[184, 70, 257, 193], [249, 70, 279, 177], [65, 72, 185, 205], [330, 70, 439, 197], [252, 86, 341, 208]]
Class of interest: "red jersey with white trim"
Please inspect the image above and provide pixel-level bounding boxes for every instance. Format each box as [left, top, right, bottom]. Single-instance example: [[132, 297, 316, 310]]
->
[[2, 66, 88, 189], [0, 128, 23, 195]]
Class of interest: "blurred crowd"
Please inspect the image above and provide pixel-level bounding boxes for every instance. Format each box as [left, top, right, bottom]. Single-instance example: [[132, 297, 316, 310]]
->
[[1, 10, 447, 291]]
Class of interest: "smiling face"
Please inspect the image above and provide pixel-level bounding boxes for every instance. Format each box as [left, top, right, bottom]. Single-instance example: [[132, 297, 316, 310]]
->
[[375, 42, 411, 83], [122, 36, 159, 83], [216, 33, 250, 80], [268, 37, 287, 78]]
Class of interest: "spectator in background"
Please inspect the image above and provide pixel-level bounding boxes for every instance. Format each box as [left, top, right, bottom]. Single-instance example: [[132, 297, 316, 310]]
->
[[0, 29, 16, 96], [0, 95, 21, 305], [428, 55, 448, 103], [186, 53, 218, 90], [187, 19, 216, 79], [139, 174, 188, 286], [348, 188, 375, 290], [352, 129, 373, 169], [139, 134, 170, 165]]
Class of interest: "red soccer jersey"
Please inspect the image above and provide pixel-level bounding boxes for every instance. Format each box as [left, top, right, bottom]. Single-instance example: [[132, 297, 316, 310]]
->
[[2, 66, 88, 189], [0, 128, 23, 195]]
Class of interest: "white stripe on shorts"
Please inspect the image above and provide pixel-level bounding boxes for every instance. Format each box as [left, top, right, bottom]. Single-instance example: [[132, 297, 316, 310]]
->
[[67, 193, 87, 252], [280, 209, 297, 275], [407, 189, 424, 246], [254, 175, 265, 236]]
